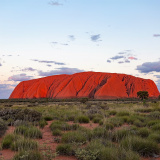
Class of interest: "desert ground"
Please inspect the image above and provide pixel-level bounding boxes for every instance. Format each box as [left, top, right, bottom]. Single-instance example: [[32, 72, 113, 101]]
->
[[1, 98, 160, 160]]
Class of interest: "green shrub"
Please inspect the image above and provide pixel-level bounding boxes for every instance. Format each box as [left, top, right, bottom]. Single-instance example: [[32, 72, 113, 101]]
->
[[71, 123, 80, 130], [62, 129, 90, 143], [91, 127, 104, 139], [1, 134, 16, 149], [152, 123, 160, 131], [121, 136, 160, 156], [138, 127, 150, 137], [39, 119, 47, 129], [93, 117, 101, 123], [117, 111, 130, 116], [148, 133, 160, 143], [147, 120, 160, 127], [149, 111, 160, 119], [76, 116, 90, 123], [135, 108, 153, 113], [105, 123, 114, 130], [56, 144, 74, 156], [0, 118, 7, 137], [75, 148, 99, 160], [14, 125, 42, 139], [107, 117, 124, 127], [13, 150, 42, 160], [133, 120, 145, 127], [43, 116, 53, 121], [52, 129, 62, 136], [109, 110, 117, 115], [98, 147, 140, 160], [112, 128, 131, 142], [50, 121, 71, 131], [11, 138, 38, 151]]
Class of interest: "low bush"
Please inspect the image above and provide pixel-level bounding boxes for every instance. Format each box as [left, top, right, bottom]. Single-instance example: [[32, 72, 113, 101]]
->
[[107, 117, 124, 127], [92, 127, 108, 139], [149, 111, 160, 119], [133, 120, 145, 127], [112, 128, 131, 142], [109, 110, 117, 115], [92, 117, 101, 123], [43, 116, 53, 121], [56, 144, 74, 156], [62, 129, 91, 144], [147, 120, 160, 127], [0, 118, 7, 137], [105, 123, 114, 130], [39, 119, 47, 129], [52, 129, 62, 136], [50, 121, 71, 131], [121, 136, 160, 156], [117, 111, 130, 116], [13, 150, 42, 160], [138, 127, 150, 137], [1, 134, 16, 149], [148, 133, 160, 143], [76, 115, 90, 123], [11, 138, 38, 151], [98, 147, 140, 160], [14, 125, 42, 139], [152, 123, 160, 131]]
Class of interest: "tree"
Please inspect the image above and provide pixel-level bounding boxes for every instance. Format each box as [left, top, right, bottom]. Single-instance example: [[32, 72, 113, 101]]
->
[[137, 91, 149, 100]]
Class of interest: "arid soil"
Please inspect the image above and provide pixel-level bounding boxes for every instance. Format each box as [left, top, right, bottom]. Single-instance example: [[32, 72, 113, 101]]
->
[[0, 121, 160, 160]]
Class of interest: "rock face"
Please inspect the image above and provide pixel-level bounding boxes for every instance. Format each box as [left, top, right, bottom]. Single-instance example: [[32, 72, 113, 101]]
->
[[9, 72, 160, 99]]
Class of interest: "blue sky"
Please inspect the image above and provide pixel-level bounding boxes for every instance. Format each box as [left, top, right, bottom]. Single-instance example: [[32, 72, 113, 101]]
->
[[0, 0, 160, 99]]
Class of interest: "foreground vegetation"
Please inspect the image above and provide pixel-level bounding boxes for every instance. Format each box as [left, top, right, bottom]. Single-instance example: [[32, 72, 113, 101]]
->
[[0, 98, 160, 160]]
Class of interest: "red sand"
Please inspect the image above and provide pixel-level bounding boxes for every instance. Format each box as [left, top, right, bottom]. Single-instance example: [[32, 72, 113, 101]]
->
[[9, 71, 160, 99], [0, 126, 15, 160]]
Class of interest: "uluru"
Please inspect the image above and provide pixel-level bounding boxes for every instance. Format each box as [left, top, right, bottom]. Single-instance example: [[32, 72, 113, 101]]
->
[[9, 72, 160, 99]]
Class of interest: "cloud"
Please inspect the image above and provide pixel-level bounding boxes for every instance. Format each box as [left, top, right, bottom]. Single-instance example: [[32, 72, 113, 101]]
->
[[136, 61, 160, 73], [31, 59, 65, 65], [61, 43, 68, 46], [8, 74, 33, 82], [90, 34, 101, 42], [0, 84, 14, 99], [38, 67, 84, 77], [0, 63, 2, 66], [110, 55, 124, 60], [49, 1, 63, 6], [153, 34, 160, 37], [155, 75, 160, 78], [68, 35, 75, 41], [107, 60, 111, 63], [128, 56, 138, 60], [51, 42, 68, 46], [21, 67, 36, 72], [118, 61, 124, 64], [125, 59, 130, 63], [47, 64, 52, 67]]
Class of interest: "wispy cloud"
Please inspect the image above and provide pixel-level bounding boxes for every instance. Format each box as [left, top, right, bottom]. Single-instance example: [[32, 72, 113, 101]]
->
[[110, 55, 124, 60], [21, 67, 36, 72], [136, 61, 160, 73], [107, 50, 138, 64], [153, 34, 160, 37], [128, 56, 138, 60], [31, 59, 65, 65], [49, 1, 63, 6], [90, 34, 101, 42], [51, 42, 69, 46], [68, 35, 75, 41], [118, 61, 124, 64], [0, 63, 2, 66], [107, 60, 111, 63], [38, 67, 84, 77], [8, 74, 33, 82]]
